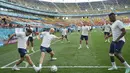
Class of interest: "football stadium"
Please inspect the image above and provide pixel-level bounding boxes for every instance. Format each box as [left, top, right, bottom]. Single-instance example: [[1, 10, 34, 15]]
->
[[0, 0, 130, 73]]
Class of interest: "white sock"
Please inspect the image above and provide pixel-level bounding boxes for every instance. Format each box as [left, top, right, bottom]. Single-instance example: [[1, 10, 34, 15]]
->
[[32, 65, 36, 68], [111, 62, 116, 67], [14, 64, 17, 67], [39, 64, 42, 68], [79, 44, 82, 47], [123, 61, 130, 68]]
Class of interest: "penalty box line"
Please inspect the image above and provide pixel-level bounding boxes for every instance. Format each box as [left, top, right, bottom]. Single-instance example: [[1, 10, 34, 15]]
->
[[2, 66, 125, 69], [1, 40, 60, 69]]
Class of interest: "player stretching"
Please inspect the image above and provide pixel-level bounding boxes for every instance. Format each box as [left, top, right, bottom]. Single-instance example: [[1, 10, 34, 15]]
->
[[102, 21, 111, 43], [6, 29, 38, 72], [37, 28, 61, 71], [108, 13, 130, 73], [78, 22, 90, 49], [61, 26, 70, 43]]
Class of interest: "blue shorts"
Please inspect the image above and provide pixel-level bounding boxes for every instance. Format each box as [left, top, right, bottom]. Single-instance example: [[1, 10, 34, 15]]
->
[[62, 35, 67, 38], [18, 48, 27, 57], [104, 32, 110, 36], [109, 40, 125, 53], [40, 46, 52, 53], [80, 35, 88, 40], [28, 37, 33, 42]]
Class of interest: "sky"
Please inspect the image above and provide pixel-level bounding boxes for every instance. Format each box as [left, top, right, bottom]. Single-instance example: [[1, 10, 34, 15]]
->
[[39, 0, 106, 3]]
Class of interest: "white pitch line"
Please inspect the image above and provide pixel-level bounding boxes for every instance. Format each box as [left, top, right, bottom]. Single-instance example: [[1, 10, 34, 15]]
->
[[1, 66, 125, 69], [1, 40, 60, 69]]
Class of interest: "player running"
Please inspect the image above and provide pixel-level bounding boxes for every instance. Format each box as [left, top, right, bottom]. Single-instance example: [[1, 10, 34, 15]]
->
[[37, 28, 61, 71], [78, 22, 90, 49], [107, 13, 130, 72], [27, 25, 35, 53], [61, 26, 70, 43], [102, 21, 111, 43], [6, 29, 38, 72]]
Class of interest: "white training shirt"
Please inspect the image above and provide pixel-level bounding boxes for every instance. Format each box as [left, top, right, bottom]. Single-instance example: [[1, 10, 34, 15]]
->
[[29, 28, 33, 37], [16, 32, 28, 49], [62, 28, 67, 35], [103, 24, 111, 32], [81, 26, 90, 36], [41, 32, 57, 48], [111, 20, 125, 42]]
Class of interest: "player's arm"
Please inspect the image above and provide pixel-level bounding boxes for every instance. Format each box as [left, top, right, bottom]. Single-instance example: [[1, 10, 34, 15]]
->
[[37, 32, 45, 40], [36, 33, 41, 40], [115, 22, 126, 42], [52, 35, 62, 40], [54, 36, 62, 40], [115, 28, 126, 42], [5, 34, 16, 45]]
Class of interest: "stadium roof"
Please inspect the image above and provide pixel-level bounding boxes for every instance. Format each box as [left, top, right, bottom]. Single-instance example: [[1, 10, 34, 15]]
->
[[39, 0, 106, 3]]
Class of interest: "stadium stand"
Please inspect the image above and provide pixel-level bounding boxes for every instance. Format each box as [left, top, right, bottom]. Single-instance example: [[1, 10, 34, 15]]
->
[[1, 0, 130, 14]]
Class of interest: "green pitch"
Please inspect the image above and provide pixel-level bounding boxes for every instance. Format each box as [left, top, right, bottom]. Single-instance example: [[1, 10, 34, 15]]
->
[[0, 29, 130, 73]]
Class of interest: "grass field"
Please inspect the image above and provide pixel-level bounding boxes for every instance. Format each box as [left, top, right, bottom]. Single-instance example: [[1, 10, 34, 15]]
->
[[0, 29, 130, 73]]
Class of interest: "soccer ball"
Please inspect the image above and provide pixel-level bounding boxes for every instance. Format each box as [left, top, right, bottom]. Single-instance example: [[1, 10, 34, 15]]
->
[[50, 65, 58, 72]]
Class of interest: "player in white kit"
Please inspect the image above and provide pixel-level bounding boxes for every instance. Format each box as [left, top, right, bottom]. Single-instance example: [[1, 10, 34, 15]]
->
[[102, 21, 111, 43], [78, 22, 90, 49], [37, 28, 61, 71], [27, 25, 35, 53], [61, 26, 70, 43], [108, 13, 130, 73], [6, 29, 38, 72]]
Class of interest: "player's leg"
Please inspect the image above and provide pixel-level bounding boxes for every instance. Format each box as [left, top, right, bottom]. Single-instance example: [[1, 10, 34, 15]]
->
[[39, 52, 45, 69], [105, 32, 110, 43], [12, 57, 24, 70], [61, 35, 64, 43], [49, 51, 57, 61], [85, 36, 89, 49], [19, 48, 38, 72], [47, 47, 57, 61], [114, 53, 130, 68], [25, 54, 39, 72], [107, 33, 110, 42], [114, 41, 130, 72], [25, 54, 37, 69], [27, 38, 30, 53], [104, 32, 108, 42], [78, 35, 83, 49], [39, 46, 46, 68], [65, 35, 70, 42], [12, 49, 26, 70], [108, 42, 117, 70], [30, 37, 35, 52]]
